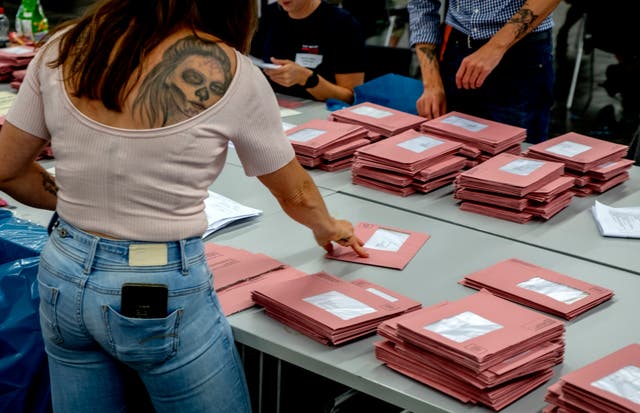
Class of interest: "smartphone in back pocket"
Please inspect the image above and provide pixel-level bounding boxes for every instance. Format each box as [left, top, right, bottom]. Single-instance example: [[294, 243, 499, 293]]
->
[[121, 283, 168, 318]]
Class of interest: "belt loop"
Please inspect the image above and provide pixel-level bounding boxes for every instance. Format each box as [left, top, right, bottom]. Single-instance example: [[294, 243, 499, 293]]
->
[[467, 35, 471, 49], [83, 235, 99, 274], [179, 239, 189, 276]]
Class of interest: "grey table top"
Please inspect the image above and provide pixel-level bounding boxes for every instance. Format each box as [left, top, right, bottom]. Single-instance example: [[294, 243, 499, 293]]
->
[[215, 192, 639, 413], [3, 92, 639, 413]]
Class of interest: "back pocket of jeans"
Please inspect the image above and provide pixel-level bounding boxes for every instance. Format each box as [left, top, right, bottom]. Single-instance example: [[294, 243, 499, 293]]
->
[[103, 305, 182, 369], [37, 280, 64, 345]]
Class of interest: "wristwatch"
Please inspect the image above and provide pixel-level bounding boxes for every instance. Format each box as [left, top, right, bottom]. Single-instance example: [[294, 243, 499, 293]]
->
[[303, 71, 319, 89]]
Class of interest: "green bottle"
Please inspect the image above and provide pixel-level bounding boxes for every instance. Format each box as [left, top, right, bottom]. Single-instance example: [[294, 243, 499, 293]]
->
[[15, 0, 49, 42]]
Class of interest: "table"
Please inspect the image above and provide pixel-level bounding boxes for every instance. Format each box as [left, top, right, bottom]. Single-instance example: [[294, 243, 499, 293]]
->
[[212, 192, 639, 413], [4, 95, 639, 413]]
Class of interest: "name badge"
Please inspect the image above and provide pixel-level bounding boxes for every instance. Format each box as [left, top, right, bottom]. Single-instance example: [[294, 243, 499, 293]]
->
[[295, 53, 323, 69], [129, 244, 168, 266]]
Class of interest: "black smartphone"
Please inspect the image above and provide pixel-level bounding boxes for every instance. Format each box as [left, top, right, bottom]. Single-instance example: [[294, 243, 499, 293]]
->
[[120, 283, 168, 319]]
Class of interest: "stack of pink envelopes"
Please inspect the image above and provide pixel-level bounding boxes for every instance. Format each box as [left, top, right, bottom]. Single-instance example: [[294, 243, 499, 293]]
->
[[325, 222, 429, 270], [525, 132, 632, 196], [420, 112, 526, 168], [0, 46, 35, 82], [350, 129, 466, 196], [285, 119, 371, 171], [252, 271, 422, 345], [9, 68, 26, 90], [328, 102, 425, 139], [375, 289, 565, 411], [459, 258, 614, 319], [454, 152, 575, 223], [205, 243, 308, 316], [543, 344, 640, 413]]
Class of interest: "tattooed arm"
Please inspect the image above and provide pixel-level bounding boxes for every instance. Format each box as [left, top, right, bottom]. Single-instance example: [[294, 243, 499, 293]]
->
[[415, 42, 447, 119], [0, 121, 57, 210], [455, 0, 561, 90]]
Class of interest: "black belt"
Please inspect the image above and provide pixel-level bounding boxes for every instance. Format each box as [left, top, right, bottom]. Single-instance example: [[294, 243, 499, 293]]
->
[[448, 27, 551, 49]]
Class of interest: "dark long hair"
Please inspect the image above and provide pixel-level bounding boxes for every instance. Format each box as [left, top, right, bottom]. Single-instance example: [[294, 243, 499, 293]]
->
[[45, 0, 257, 111]]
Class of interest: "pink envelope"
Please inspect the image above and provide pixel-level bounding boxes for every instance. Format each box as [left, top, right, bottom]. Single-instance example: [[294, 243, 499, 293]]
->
[[352, 175, 417, 197], [251, 271, 423, 345], [587, 171, 630, 193], [354, 129, 463, 170], [217, 266, 308, 316], [395, 290, 565, 368], [588, 158, 634, 180], [205, 243, 285, 291], [559, 344, 640, 413], [457, 152, 565, 196], [526, 176, 576, 203], [416, 155, 467, 181], [329, 102, 425, 136], [326, 222, 430, 269], [526, 132, 629, 173], [423, 111, 527, 144], [459, 258, 613, 319]]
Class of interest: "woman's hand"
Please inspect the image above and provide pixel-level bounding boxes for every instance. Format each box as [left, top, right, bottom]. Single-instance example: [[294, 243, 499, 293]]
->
[[315, 218, 369, 258]]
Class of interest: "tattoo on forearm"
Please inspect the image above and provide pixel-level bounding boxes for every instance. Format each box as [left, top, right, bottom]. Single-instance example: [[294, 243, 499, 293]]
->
[[509, 8, 539, 38], [418, 45, 437, 63], [134, 36, 232, 127], [41, 172, 58, 196]]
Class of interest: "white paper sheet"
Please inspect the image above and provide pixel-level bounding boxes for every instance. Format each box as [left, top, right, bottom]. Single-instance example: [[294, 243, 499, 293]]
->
[[591, 365, 640, 404], [424, 311, 503, 343], [364, 228, 410, 252], [591, 200, 640, 238], [440, 115, 488, 132], [397, 135, 444, 153], [517, 276, 588, 304], [303, 290, 377, 320], [202, 190, 262, 238], [499, 159, 545, 176], [545, 141, 592, 157]]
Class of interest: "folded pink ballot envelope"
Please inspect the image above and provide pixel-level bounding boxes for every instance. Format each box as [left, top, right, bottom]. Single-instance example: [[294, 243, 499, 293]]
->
[[326, 222, 430, 269]]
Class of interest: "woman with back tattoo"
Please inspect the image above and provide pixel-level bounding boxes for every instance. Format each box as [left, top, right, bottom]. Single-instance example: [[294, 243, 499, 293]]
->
[[0, 1, 368, 412]]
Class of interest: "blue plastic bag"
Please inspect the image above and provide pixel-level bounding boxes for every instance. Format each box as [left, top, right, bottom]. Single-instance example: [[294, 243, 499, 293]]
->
[[0, 211, 48, 264], [0, 257, 52, 413], [0, 211, 51, 412], [353, 73, 423, 115]]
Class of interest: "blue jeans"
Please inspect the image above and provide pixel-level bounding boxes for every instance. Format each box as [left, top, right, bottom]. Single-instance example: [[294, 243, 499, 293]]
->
[[37, 218, 251, 413], [440, 29, 555, 144]]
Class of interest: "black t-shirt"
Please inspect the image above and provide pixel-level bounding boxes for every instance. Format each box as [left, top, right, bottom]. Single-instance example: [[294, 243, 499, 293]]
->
[[251, 2, 365, 99]]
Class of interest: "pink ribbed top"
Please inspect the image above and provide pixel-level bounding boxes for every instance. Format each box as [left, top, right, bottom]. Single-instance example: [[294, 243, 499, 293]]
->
[[7, 42, 294, 241]]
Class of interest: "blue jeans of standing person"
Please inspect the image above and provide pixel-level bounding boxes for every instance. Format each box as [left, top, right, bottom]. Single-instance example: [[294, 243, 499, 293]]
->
[[440, 28, 555, 144], [37, 217, 251, 413]]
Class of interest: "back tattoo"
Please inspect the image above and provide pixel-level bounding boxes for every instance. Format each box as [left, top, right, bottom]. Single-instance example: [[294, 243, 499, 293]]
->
[[134, 36, 233, 127]]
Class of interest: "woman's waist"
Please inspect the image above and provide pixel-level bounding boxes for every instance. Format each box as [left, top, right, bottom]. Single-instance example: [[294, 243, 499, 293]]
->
[[55, 202, 208, 242], [50, 214, 206, 265]]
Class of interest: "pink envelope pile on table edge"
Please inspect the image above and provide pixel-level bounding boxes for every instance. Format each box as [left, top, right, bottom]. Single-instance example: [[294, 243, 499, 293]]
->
[[459, 258, 614, 320], [420, 111, 527, 160], [328, 101, 425, 138], [0, 45, 36, 83], [285, 118, 371, 171], [251, 271, 422, 345], [351, 128, 467, 196], [325, 221, 430, 270], [205, 243, 308, 316], [524, 132, 632, 197], [454, 152, 575, 223], [375, 289, 565, 411], [543, 343, 640, 413]]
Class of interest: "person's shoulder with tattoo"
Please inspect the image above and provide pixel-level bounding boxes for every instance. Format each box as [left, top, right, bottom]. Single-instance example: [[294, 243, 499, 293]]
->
[[133, 34, 236, 127]]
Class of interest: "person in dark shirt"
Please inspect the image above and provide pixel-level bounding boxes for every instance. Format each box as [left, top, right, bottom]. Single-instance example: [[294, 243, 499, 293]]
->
[[251, 0, 365, 103]]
